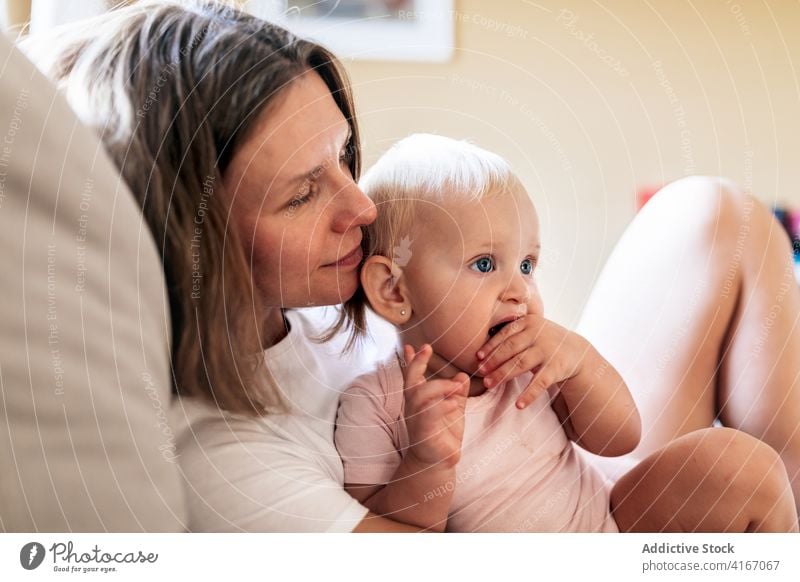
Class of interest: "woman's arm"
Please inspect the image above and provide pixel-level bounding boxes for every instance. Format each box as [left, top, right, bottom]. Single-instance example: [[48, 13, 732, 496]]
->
[[348, 477, 440, 532], [344, 453, 457, 532], [353, 512, 425, 532], [177, 410, 390, 533]]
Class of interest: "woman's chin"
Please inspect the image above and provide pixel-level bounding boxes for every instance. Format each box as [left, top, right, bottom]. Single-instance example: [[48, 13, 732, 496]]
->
[[271, 271, 359, 309], [305, 274, 359, 307]]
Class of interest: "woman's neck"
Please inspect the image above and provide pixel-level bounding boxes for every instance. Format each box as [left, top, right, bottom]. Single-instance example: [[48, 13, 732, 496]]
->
[[261, 307, 290, 350]]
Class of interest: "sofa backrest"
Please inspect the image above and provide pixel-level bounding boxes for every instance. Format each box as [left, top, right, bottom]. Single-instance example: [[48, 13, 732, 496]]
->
[[0, 33, 185, 532]]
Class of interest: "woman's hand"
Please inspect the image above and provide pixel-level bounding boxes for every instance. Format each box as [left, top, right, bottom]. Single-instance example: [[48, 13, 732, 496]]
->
[[402, 344, 469, 468], [476, 314, 591, 409]]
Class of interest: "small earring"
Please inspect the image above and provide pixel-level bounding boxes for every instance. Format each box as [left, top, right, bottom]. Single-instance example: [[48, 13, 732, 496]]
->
[[400, 309, 407, 316]]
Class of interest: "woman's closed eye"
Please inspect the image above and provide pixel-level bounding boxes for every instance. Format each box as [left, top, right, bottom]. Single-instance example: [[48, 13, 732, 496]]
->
[[288, 146, 352, 210], [339, 145, 353, 167], [288, 180, 318, 209]]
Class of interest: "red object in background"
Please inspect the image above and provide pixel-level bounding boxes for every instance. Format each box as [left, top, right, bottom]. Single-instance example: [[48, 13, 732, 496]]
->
[[789, 209, 800, 241], [636, 184, 663, 211]]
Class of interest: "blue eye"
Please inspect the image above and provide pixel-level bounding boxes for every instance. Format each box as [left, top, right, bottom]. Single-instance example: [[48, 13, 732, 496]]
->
[[521, 258, 534, 275], [471, 256, 495, 273]]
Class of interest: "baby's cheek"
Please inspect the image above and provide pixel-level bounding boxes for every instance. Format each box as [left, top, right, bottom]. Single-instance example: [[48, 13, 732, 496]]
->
[[528, 284, 545, 316], [531, 297, 545, 317], [445, 313, 489, 367]]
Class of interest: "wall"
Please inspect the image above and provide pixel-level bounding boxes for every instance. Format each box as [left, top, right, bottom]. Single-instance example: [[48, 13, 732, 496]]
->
[[345, 0, 800, 326]]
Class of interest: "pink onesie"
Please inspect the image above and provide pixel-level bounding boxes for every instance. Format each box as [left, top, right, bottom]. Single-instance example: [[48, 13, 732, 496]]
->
[[334, 355, 618, 532]]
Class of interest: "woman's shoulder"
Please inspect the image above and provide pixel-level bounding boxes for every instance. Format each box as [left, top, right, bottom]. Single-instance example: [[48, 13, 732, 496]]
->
[[171, 397, 265, 443], [171, 396, 321, 468]]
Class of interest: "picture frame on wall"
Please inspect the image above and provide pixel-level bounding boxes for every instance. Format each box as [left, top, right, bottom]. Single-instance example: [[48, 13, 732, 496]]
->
[[245, 0, 455, 62]]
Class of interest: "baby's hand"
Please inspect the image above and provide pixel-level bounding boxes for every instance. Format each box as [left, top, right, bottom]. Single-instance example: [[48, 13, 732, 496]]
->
[[402, 344, 469, 468], [476, 314, 591, 409]]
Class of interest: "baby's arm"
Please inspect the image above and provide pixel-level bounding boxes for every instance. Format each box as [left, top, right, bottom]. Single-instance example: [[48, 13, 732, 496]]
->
[[336, 344, 469, 532], [477, 314, 640, 456], [549, 341, 641, 456]]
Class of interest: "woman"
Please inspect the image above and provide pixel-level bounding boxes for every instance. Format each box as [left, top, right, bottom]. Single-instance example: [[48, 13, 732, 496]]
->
[[23, 0, 800, 531], [22, 0, 420, 532]]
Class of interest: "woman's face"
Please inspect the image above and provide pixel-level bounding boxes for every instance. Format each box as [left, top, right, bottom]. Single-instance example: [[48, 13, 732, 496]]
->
[[224, 71, 377, 308]]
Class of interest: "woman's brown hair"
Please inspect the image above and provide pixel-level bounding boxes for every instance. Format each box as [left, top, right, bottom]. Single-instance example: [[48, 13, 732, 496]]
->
[[21, 0, 361, 415]]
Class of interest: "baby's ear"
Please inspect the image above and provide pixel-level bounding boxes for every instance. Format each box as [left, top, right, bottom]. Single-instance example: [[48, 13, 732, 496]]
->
[[360, 255, 412, 325]]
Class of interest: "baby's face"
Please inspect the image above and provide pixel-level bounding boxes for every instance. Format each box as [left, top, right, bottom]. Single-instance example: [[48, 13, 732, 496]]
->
[[402, 186, 544, 376]]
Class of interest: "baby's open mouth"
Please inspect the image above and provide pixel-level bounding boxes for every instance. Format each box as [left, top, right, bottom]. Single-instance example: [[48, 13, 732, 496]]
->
[[488, 320, 513, 338]]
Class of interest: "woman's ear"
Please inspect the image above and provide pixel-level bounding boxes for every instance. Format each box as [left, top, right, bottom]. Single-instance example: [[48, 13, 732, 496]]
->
[[360, 255, 412, 325]]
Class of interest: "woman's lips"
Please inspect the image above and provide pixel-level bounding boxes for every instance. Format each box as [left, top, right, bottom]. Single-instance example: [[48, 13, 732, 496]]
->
[[323, 245, 363, 269]]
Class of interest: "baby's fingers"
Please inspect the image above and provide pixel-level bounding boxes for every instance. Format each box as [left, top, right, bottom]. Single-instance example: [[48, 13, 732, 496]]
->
[[476, 317, 528, 361], [482, 347, 544, 389], [516, 366, 557, 409], [478, 324, 547, 377], [448, 372, 471, 398], [406, 378, 463, 410], [403, 343, 432, 388]]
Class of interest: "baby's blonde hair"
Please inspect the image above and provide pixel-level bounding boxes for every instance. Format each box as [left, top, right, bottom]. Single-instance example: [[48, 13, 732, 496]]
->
[[361, 133, 521, 260], [332, 133, 525, 349]]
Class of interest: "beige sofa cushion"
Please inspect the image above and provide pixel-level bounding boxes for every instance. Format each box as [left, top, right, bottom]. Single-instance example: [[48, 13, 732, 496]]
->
[[0, 33, 185, 531]]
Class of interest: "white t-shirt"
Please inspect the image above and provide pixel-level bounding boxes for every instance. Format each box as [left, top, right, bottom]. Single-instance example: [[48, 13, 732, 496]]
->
[[174, 307, 397, 532]]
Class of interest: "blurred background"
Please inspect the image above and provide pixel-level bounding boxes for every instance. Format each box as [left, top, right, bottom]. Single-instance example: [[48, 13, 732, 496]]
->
[[4, 0, 800, 326]]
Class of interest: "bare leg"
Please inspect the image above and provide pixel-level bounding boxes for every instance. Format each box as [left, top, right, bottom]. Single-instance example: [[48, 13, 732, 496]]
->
[[717, 197, 800, 507], [612, 428, 798, 532], [577, 177, 800, 511]]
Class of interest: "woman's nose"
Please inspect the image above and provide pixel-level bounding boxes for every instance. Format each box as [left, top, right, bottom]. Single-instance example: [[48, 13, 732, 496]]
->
[[331, 177, 377, 233]]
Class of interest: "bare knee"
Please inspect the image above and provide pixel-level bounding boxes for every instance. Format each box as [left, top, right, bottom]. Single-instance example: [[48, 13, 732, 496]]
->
[[645, 177, 790, 293], [666, 428, 787, 502], [696, 427, 779, 471], [647, 177, 751, 242], [699, 428, 797, 531]]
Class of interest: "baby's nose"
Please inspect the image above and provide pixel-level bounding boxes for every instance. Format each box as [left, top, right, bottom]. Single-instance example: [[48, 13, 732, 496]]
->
[[500, 272, 529, 303]]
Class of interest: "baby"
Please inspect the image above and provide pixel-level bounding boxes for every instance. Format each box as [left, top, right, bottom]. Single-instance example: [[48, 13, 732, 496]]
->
[[334, 134, 798, 533]]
